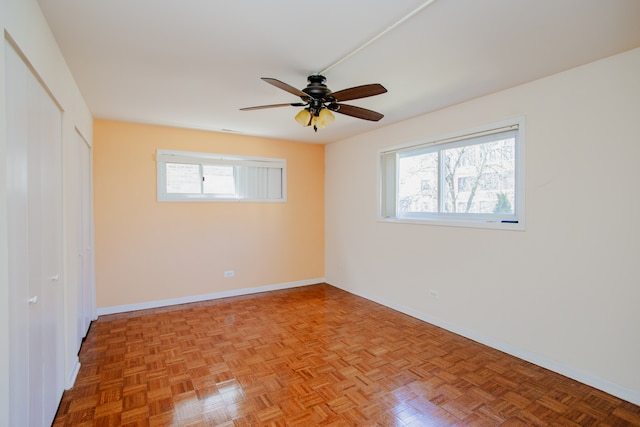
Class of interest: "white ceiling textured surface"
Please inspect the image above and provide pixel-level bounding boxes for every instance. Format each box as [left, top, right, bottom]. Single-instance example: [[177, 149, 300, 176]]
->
[[37, 0, 640, 144]]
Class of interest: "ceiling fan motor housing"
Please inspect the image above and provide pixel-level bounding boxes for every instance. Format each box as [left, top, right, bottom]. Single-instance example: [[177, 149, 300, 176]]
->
[[303, 75, 334, 100]]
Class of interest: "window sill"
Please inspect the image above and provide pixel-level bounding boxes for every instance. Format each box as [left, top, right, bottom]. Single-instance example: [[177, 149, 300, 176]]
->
[[378, 216, 525, 231], [158, 195, 287, 203]]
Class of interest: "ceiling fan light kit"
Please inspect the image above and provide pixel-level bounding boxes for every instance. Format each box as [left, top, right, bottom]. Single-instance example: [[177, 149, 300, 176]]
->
[[241, 74, 387, 132], [295, 107, 335, 131]]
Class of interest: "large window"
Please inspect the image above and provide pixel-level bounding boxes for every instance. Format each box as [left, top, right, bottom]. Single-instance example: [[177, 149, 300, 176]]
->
[[380, 119, 524, 229], [157, 150, 286, 202]]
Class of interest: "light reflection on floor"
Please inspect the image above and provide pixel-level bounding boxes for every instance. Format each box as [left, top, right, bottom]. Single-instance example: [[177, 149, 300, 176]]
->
[[168, 377, 454, 426], [170, 379, 248, 425]]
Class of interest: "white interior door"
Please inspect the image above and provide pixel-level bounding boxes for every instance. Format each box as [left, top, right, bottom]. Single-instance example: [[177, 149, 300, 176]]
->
[[6, 39, 64, 427], [76, 131, 93, 340]]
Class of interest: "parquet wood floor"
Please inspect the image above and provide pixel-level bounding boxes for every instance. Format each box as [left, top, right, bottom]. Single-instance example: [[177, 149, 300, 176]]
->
[[53, 284, 640, 426]]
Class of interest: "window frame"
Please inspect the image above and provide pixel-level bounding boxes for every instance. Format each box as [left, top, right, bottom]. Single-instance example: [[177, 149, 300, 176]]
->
[[156, 149, 287, 202], [378, 118, 525, 230]]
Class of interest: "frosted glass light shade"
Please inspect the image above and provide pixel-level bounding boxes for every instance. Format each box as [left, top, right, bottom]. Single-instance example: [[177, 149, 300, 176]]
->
[[314, 108, 335, 129], [295, 109, 311, 126]]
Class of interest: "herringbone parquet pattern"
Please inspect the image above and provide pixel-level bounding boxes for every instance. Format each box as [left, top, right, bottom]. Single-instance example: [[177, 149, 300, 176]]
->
[[53, 284, 640, 426]]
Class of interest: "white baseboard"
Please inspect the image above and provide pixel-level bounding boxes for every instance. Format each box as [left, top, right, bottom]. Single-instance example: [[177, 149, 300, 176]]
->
[[329, 282, 640, 407], [96, 278, 326, 316], [65, 358, 81, 390]]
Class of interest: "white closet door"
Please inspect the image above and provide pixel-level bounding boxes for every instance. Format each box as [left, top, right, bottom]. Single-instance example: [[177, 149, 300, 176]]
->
[[35, 71, 64, 423], [6, 40, 64, 427], [26, 71, 46, 427], [6, 38, 32, 427]]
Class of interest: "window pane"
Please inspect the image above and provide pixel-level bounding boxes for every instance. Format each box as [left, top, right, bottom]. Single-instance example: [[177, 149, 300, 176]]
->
[[379, 123, 522, 228], [158, 150, 286, 202], [166, 163, 201, 193], [398, 151, 438, 213], [203, 165, 236, 195], [442, 138, 515, 214]]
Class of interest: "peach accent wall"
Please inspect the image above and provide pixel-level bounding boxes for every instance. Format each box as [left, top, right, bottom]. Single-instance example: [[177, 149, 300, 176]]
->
[[94, 120, 324, 308]]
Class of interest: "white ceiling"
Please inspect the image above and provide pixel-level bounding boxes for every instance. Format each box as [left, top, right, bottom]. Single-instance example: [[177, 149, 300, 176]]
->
[[37, 0, 640, 144]]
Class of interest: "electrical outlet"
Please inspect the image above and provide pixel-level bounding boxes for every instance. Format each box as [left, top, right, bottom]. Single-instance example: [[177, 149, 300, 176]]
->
[[428, 289, 439, 299], [224, 270, 234, 278]]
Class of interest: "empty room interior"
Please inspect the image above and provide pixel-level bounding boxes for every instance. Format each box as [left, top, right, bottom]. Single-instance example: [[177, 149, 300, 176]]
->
[[1, 0, 640, 426]]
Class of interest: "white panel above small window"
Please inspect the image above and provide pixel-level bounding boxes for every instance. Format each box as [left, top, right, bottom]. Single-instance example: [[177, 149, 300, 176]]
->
[[157, 150, 286, 202]]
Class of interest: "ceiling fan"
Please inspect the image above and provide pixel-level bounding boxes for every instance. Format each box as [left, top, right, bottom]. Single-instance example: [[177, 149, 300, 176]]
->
[[240, 75, 387, 132]]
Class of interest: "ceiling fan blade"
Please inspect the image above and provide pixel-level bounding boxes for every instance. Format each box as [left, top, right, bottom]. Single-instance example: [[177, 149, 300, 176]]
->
[[240, 102, 306, 111], [262, 78, 309, 98], [331, 83, 387, 102], [334, 104, 384, 122]]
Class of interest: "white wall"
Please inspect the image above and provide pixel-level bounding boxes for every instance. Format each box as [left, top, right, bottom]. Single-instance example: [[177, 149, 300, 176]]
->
[[0, 0, 9, 423], [0, 0, 93, 425], [325, 48, 640, 405]]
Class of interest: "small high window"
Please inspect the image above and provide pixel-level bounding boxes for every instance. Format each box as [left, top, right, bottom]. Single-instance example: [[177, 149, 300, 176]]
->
[[379, 119, 524, 229], [157, 150, 286, 202]]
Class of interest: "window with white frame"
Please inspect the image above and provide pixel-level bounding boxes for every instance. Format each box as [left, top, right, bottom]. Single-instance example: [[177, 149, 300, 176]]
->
[[157, 150, 286, 202], [379, 120, 524, 229]]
